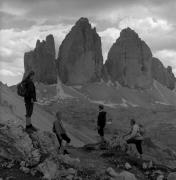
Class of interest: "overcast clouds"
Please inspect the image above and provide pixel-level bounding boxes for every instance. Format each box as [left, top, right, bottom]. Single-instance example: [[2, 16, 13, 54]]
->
[[0, 0, 176, 85]]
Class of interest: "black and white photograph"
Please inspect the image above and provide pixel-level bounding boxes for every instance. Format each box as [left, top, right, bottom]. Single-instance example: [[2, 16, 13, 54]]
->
[[0, 0, 176, 179]]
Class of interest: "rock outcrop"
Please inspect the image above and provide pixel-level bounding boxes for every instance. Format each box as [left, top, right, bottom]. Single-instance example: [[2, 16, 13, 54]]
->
[[105, 27, 153, 89], [57, 17, 103, 85], [0, 121, 81, 180], [151, 58, 175, 90], [166, 66, 176, 90], [24, 34, 57, 84]]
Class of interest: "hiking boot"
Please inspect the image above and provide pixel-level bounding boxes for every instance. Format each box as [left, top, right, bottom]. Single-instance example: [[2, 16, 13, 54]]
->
[[63, 149, 69, 155], [26, 124, 37, 131]]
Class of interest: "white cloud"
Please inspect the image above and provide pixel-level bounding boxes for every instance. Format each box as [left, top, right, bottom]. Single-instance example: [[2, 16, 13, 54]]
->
[[0, 69, 21, 76], [99, 28, 120, 60], [154, 49, 176, 80], [0, 47, 12, 57], [119, 17, 173, 32], [1, 0, 176, 85], [154, 50, 176, 69], [99, 28, 120, 40], [0, 3, 27, 16], [0, 24, 71, 85], [96, 5, 150, 24], [118, 17, 176, 52]]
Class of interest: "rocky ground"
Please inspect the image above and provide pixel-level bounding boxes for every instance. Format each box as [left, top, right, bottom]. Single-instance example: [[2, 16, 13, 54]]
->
[[2, 82, 176, 179], [40, 97, 176, 168], [0, 121, 176, 180]]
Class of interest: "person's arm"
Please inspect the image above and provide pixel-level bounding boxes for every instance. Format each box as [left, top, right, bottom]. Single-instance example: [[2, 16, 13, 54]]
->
[[97, 113, 100, 128], [60, 121, 66, 134], [106, 112, 112, 124], [32, 83, 37, 102], [128, 125, 138, 139], [123, 126, 132, 138], [123, 131, 131, 138]]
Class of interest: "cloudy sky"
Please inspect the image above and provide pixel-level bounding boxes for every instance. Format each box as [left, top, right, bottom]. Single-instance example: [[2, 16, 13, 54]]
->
[[0, 0, 176, 85]]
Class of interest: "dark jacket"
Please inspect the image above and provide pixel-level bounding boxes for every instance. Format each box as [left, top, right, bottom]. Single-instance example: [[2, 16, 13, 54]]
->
[[24, 79, 36, 103], [97, 111, 106, 128]]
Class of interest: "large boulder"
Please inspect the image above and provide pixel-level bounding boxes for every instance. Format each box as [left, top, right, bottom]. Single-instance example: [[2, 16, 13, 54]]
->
[[105, 27, 153, 89], [57, 17, 103, 85], [0, 121, 62, 179], [151, 58, 175, 90], [24, 34, 57, 84], [0, 122, 41, 166]]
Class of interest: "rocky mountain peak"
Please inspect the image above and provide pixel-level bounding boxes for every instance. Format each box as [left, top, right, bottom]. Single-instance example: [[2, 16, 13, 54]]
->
[[105, 28, 152, 89], [151, 58, 175, 90], [167, 66, 172, 73], [45, 34, 55, 57], [120, 27, 139, 39], [23, 34, 57, 84], [35, 34, 55, 57], [76, 17, 89, 25], [57, 18, 103, 85], [36, 39, 41, 48]]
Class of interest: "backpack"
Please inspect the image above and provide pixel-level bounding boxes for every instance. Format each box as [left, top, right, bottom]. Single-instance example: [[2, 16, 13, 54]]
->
[[139, 124, 145, 136], [17, 81, 26, 97]]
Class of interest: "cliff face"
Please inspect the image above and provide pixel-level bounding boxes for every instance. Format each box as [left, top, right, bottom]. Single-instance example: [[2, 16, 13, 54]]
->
[[166, 66, 176, 90], [151, 58, 175, 90], [23, 19, 175, 89], [57, 17, 103, 85], [105, 27, 153, 89], [24, 34, 57, 84]]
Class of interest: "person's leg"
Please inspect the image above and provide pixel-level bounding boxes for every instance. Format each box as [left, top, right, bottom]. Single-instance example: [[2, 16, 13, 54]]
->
[[99, 127, 105, 143], [61, 133, 71, 145], [127, 139, 143, 158], [28, 102, 34, 125], [61, 134, 71, 154], [135, 140, 143, 158], [55, 133, 64, 153], [126, 139, 137, 155], [56, 134, 62, 147], [26, 102, 38, 131], [127, 138, 136, 144], [29, 102, 34, 116], [25, 102, 32, 127]]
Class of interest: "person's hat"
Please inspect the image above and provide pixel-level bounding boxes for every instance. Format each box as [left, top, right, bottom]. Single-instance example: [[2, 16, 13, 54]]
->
[[99, 104, 104, 110], [28, 70, 35, 76]]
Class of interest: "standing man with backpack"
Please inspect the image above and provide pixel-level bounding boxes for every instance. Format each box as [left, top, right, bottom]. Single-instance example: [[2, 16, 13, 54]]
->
[[123, 119, 144, 159], [97, 105, 107, 143], [18, 70, 37, 131]]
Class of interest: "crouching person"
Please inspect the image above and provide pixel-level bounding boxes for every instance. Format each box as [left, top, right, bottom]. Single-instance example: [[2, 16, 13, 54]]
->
[[123, 119, 144, 159], [53, 112, 71, 154]]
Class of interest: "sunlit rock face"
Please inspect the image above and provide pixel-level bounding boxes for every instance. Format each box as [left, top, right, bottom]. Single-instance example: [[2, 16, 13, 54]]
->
[[57, 17, 103, 85], [105, 27, 153, 89], [151, 58, 175, 90], [24, 34, 57, 84]]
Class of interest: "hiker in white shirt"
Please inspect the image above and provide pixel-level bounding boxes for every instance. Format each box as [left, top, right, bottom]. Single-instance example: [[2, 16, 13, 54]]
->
[[53, 112, 71, 154], [123, 119, 144, 159]]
